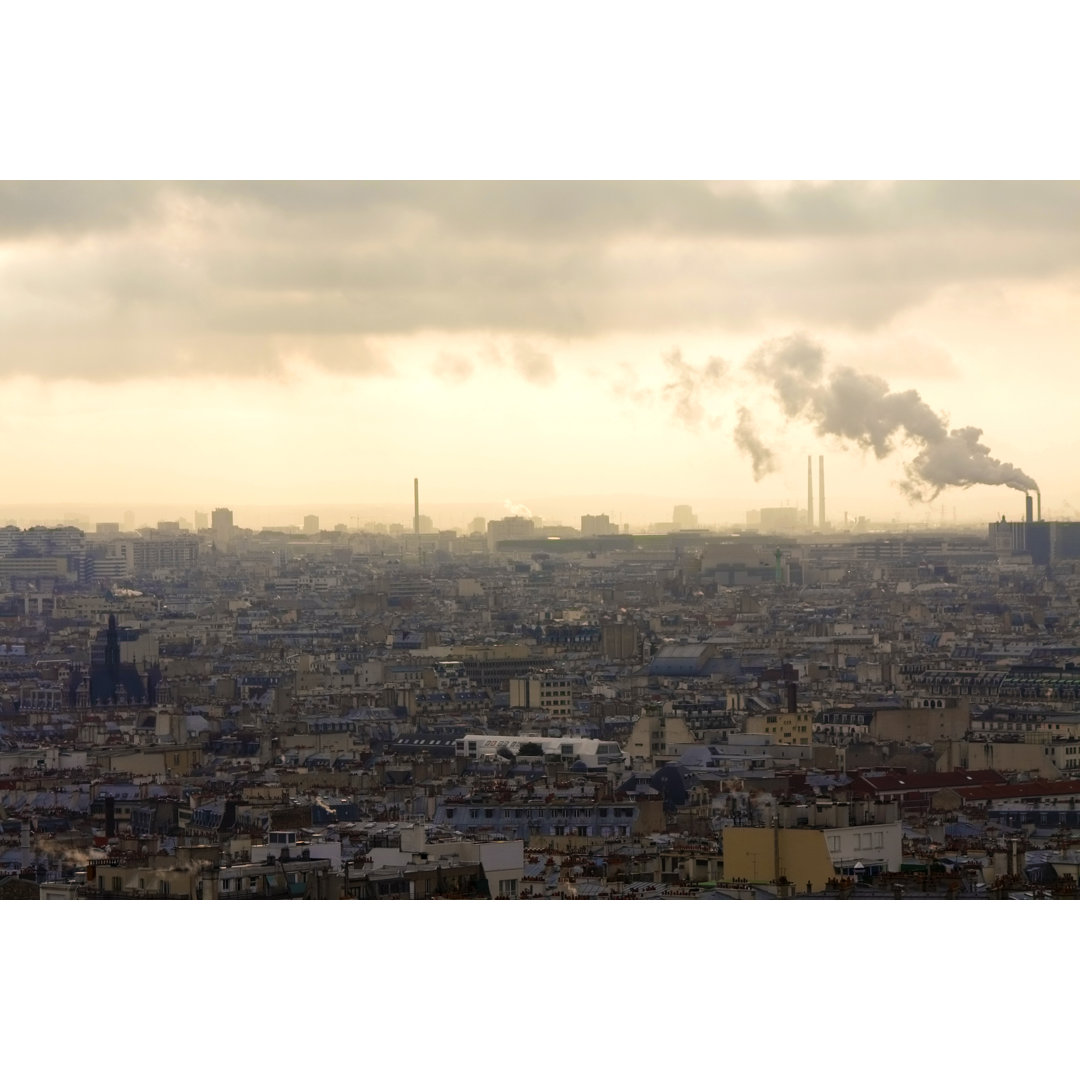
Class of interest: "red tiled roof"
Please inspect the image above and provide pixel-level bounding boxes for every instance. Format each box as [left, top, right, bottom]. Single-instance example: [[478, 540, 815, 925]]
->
[[957, 780, 1080, 803], [850, 770, 1008, 793]]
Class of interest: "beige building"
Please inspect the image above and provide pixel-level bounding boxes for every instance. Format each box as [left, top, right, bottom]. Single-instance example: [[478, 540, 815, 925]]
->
[[509, 673, 573, 717], [626, 706, 696, 765], [936, 738, 1063, 779], [746, 709, 815, 746], [869, 698, 970, 743], [723, 826, 834, 892]]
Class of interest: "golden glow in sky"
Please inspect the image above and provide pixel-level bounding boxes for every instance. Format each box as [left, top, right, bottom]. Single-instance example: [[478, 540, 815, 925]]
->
[[2, 181, 1078, 528]]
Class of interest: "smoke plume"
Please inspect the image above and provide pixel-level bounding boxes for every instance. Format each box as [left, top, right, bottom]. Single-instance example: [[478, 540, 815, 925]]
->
[[748, 334, 1037, 499], [734, 407, 777, 480]]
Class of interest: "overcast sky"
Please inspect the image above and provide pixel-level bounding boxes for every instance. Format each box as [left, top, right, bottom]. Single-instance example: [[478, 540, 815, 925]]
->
[[3, 180, 1078, 528]]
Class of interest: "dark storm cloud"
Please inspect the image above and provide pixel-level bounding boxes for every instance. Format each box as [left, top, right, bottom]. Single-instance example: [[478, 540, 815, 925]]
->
[[3, 181, 1080, 381], [0, 182, 165, 238], [8, 180, 1080, 241]]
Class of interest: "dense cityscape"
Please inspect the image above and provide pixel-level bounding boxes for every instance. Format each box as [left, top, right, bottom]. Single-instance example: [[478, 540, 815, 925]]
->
[[2, 475, 1078, 900]]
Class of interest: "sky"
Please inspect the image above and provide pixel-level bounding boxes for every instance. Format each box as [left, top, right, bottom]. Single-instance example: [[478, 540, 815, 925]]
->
[[3, 179, 1079, 530]]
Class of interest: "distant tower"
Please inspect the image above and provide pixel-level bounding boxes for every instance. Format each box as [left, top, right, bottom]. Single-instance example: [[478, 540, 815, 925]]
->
[[1025, 494, 1034, 524], [818, 455, 826, 529], [413, 478, 420, 539], [806, 456, 814, 529]]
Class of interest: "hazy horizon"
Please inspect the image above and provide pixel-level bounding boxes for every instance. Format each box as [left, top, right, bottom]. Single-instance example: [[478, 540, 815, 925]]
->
[[0, 489, 1035, 535]]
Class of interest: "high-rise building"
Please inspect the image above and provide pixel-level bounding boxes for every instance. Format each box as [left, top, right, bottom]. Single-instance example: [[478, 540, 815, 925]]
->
[[672, 505, 698, 529], [212, 507, 235, 550], [581, 513, 617, 537], [487, 516, 535, 550], [304, 514, 319, 534]]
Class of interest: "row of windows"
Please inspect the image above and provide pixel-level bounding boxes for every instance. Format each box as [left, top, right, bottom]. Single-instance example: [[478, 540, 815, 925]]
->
[[450, 806, 634, 821]]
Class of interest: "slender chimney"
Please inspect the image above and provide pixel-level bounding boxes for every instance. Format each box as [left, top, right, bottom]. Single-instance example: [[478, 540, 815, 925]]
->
[[818, 455, 825, 529], [807, 455, 814, 529], [413, 477, 420, 538], [1025, 493, 1033, 524], [1037, 490, 1042, 522]]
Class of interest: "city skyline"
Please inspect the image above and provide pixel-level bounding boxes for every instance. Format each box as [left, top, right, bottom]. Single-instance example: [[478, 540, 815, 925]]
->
[[2, 181, 1077, 523]]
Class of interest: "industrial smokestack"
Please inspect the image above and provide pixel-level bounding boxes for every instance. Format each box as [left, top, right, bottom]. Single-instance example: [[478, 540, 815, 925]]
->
[[818, 455, 825, 529], [413, 477, 420, 538], [807, 456, 814, 529], [1037, 491, 1042, 522], [1025, 494, 1033, 524]]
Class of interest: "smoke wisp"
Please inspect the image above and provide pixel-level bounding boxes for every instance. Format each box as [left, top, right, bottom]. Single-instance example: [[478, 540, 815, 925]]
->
[[734, 406, 777, 480], [662, 349, 725, 428], [503, 498, 533, 518]]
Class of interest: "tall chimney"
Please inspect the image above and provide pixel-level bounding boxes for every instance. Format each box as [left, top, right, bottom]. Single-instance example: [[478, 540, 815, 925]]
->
[[413, 477, 420, 538], [1037, 490, 1042, 522], [807, 456, 814, 529], [1025, 493, 1033, 524], [818, 455, 825, 529]]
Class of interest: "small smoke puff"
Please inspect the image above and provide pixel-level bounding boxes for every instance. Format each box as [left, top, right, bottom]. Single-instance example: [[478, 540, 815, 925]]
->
[[503, 498, 533, 517], [662, 349, 726, 428], [512, 341, 556, 386], [734, 407, 777, 481]]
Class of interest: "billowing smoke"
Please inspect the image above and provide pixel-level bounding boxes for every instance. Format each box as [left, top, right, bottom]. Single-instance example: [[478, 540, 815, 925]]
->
[[748, 333, 1037, 499], [734, 406, 777, 480], [662, 349, 725, 428]]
